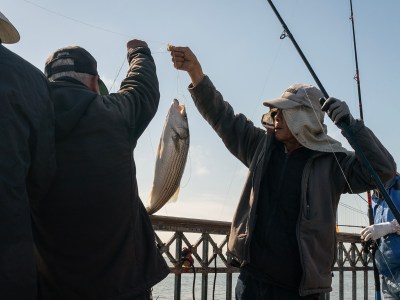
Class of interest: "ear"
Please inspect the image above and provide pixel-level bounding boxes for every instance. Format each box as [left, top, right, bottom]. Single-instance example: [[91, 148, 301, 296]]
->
[[89, 75, 100, 95]]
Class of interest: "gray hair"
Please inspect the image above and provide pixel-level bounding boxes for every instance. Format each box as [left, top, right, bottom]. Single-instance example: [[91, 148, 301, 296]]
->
[[47, 58, 95, 86]]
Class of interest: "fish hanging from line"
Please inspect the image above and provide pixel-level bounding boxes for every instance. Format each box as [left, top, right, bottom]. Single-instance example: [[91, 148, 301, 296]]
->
[[146, 99, 190, 215]]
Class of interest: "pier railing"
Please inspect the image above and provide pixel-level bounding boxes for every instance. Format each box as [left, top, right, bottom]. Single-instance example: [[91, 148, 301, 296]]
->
[[151, 215, 373, 300]]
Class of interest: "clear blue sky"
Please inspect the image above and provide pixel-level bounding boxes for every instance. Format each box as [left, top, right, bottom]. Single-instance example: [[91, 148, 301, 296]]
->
[[3, 0, 399, 230]]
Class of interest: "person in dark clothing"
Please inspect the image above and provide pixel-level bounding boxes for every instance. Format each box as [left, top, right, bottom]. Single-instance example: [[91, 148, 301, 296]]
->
[[169, 45, 396, 299], [0, 11, 56, 300], [32, 40, 169, 300]]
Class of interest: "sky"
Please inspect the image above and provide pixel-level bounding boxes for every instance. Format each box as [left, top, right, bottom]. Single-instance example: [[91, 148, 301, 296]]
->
[[3, 0, 400, 232]]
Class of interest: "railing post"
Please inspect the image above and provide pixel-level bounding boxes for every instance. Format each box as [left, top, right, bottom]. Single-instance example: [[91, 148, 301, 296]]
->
[[364, 269, 368, 300], [338, 242, 344, 300], [351, 244, 356, 300], [319, 292, 330, 300], [202, 233, 209, 300], [363, 248, 368, 300], [226, 254, 233, 300], [175, 232, 182, 300]]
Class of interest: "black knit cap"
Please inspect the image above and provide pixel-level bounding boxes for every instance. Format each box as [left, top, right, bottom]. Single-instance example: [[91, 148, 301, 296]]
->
[[45, 46, 98, 78]]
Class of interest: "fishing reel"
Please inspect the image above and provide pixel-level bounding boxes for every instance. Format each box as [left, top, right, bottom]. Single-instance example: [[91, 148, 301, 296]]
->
[[180, 246, 194, 268], [361, 238, 378, 256]]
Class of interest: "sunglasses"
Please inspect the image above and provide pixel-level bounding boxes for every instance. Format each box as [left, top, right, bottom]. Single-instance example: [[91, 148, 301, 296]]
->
[[261, 108, 281, 128]]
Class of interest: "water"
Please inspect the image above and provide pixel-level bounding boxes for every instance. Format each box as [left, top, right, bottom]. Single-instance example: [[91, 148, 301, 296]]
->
[[152, 271, 376, 299]]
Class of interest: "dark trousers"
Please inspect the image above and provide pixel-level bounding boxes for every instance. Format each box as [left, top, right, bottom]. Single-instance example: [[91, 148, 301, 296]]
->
[[235, 271, 320, 300]]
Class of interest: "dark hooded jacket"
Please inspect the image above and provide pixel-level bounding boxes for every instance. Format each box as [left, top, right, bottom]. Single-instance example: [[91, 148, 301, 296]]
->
[[189, 75, 396, 296], [0, 44, 56, 300], [32, 46, 169, 300]]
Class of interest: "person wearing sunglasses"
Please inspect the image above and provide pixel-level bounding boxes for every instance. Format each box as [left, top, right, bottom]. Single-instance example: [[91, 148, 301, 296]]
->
[[169, 45, 396, 300]]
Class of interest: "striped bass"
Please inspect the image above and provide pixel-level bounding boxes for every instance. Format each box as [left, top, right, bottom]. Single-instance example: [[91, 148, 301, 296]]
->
[[146, 99, 189, 215]]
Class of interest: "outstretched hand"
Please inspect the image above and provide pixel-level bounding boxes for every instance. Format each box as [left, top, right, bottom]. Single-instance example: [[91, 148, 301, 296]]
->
[[168, 45, 204, 86]]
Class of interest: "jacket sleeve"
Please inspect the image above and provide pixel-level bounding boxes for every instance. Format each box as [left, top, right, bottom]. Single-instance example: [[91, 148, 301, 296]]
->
[[339, 120, 396, 194], [26, 78, 57, 202], [103, 46, 160, 140], [189, 75, 265, 167]]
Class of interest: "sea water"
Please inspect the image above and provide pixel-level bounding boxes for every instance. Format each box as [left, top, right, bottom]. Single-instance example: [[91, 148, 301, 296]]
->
[[152, 271, 376, 299]]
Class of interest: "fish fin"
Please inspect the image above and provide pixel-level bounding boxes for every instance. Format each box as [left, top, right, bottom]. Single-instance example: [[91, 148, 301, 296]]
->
[[168, 187, 180, 203]]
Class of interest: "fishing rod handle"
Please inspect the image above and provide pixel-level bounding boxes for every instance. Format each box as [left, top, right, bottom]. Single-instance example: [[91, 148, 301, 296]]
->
[[319, 98, 351, 127]]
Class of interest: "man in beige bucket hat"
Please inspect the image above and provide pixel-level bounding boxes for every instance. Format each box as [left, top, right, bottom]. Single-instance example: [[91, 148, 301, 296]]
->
[[0, 11, 56, 300], [169, 45, 396, 299]]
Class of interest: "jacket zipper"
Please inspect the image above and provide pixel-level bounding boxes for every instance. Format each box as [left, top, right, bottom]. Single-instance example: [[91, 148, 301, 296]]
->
[[243, 149, 265, 264], [297, 153, 325, 295], [243, 137, 271, 264]]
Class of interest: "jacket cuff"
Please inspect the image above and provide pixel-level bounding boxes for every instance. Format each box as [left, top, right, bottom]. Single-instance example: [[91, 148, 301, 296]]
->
[[127, 46, 153, 63], [188, 75, 213, 100], [341, 119, 364, 137]]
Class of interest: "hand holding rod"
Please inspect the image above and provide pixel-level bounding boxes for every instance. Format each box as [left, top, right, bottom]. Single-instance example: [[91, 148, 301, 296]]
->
[[267, 0, 400, 225]]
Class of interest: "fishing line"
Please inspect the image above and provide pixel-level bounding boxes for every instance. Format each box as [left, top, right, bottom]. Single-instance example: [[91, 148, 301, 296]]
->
[[217, 33, 287, 220], [266, 0, 400, 230], [23, 0, 130, 38], [372, 239, 400, 291], [179, 155, 192, 189], [264, 0, 370, 230], [170, 47, 193, 190], [212, 252, 217, 300], [338, 203, 367, 216], [301, 90, 370, 228], [23, 0, 169, 164], [216, 1, 299, 221], [267, 2, 399, 295], [303, 104, 367, 227], [22, 0, 169, 46], [348, 2, 384, 296], [108, 56, 127, 93], [190, 263, 196, 300]]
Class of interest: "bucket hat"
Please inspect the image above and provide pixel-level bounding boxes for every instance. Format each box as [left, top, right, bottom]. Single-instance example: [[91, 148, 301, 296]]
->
[[263, 83, 347, 153], [0, 11, 20, 44]]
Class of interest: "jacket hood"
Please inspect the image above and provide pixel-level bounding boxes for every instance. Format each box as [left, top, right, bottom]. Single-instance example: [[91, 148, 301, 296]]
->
[[49, 78, 98, 140]]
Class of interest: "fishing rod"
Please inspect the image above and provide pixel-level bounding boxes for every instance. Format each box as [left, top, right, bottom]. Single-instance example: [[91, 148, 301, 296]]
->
[[266, 0, 400, 226], [349, 1, 381, 298], [349, 0, 364, 121]]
